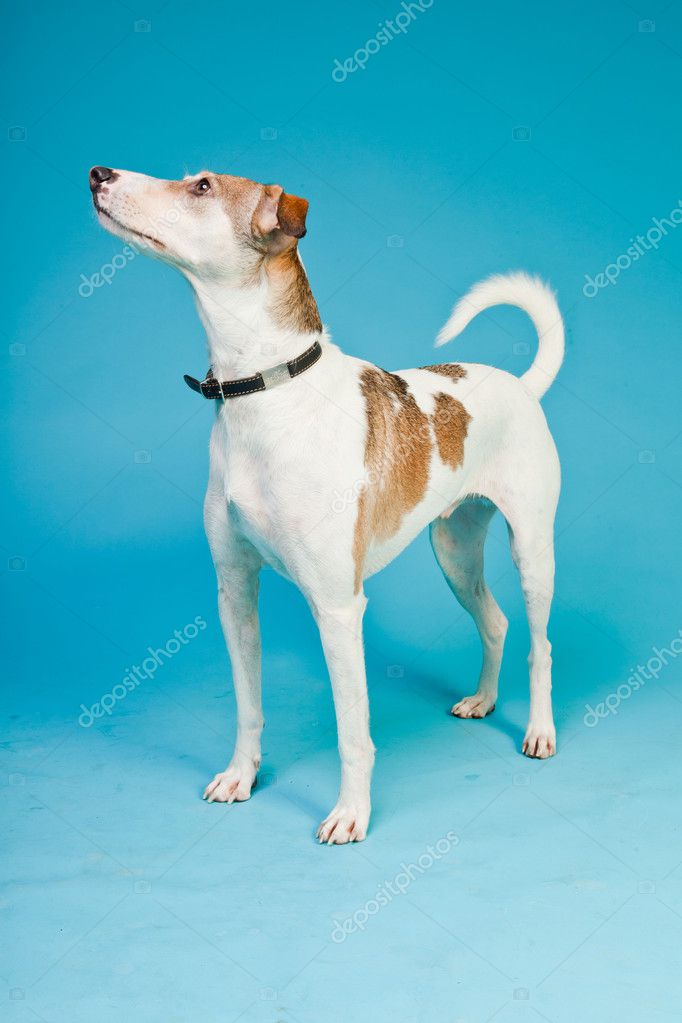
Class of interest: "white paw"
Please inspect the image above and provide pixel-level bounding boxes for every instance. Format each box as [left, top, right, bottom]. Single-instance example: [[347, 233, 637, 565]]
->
[[203, 763, 257, 803], [317, 805, 369, 845], [451, 694, 496, 719], [522, 727, 556, 759]]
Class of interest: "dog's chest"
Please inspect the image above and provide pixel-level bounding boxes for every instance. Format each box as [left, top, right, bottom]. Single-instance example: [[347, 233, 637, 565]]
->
[[212, 401, 353, 571], [227, 441, 293, 550]]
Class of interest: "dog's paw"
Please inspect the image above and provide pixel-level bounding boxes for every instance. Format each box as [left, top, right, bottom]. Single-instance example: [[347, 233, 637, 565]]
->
[[451, 694, 496, 719], [522, 727, 556, 759], [203, 764, 257, 804], [317, 805, 369, 845]]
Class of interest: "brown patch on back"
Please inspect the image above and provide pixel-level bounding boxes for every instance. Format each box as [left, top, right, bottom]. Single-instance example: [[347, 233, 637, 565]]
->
[[265, 249, 323, 333], [353, 369, 432, 592], [420, 363, 467, 382], [431, 392, 471, 470]]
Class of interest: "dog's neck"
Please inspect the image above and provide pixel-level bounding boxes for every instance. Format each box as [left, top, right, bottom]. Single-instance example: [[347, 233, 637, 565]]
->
[[189, 248, 325, 379]]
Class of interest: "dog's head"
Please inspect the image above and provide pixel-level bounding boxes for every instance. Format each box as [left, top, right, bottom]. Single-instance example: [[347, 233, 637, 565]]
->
[[89, 166, 309, 279]]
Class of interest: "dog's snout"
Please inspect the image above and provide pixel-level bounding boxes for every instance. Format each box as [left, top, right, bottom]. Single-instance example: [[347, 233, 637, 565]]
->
[[89, 166, 116, 191]]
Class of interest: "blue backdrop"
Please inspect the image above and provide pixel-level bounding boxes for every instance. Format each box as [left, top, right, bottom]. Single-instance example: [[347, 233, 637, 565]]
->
[[3, 2, 682, 1021]]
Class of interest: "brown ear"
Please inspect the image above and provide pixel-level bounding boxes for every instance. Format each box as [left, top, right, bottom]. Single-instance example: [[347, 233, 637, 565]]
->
[[277, 192, 308, 238], [253, 184, 309, 243]]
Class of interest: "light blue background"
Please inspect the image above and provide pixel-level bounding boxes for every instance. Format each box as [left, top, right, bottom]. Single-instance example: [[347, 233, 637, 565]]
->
[[3, 1, 682, 1021]]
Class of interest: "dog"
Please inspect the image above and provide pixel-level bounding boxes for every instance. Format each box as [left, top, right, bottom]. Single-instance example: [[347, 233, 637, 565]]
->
[[90, 165, 563, 844]]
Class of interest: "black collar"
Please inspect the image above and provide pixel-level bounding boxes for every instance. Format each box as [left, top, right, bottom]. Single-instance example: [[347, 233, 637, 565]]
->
[[184, 340, 323, 400]]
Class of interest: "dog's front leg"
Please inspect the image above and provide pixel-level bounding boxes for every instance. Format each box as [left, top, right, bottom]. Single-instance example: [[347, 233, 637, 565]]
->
[[313, 595, 375, 844], [203, 527, 263, 804]]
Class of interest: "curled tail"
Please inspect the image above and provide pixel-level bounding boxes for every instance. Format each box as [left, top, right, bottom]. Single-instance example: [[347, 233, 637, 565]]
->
[[435, 271, 564, 400]]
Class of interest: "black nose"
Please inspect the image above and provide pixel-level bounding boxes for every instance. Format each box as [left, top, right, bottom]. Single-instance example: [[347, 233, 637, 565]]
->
[[89, 166, 114, 191]]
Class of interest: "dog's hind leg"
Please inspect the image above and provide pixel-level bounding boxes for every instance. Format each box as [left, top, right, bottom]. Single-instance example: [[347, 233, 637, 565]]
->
[[506, 511, 557, 758], [430, 498, 508, 719], [491, 438, 560, 758]]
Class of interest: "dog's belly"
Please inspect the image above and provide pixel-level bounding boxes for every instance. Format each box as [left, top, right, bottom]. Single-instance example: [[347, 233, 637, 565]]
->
[[362, 470, 469, 580], [212, 358, 525, 589], [223, 400, 477, 587]]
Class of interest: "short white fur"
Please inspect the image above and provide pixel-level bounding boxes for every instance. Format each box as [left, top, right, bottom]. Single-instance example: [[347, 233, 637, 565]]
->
[[93, 167, 564, 844]]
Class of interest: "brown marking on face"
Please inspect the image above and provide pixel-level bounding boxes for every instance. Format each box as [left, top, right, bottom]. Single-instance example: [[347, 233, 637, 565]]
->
[[214, 174, 321, 333], [353, 368, 432, 592], [216, 174, 263, 239], [431, 392, 471, 471], [420, 363, 467, 382]]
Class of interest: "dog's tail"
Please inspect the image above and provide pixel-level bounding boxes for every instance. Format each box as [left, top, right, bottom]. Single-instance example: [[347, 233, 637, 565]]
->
[[435, 271, 564, 400]]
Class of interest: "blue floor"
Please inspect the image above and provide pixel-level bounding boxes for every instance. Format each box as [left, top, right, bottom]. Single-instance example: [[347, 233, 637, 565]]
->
[[4, 520, 682, 1022], [3, 1, 682, 1020]]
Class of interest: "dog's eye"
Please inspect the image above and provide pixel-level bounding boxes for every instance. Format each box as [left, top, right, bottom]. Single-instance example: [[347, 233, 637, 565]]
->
[[193, 178, 211, 195]]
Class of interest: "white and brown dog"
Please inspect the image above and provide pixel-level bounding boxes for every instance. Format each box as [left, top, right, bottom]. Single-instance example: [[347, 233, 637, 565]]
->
[[90, 165, 563, 844]]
